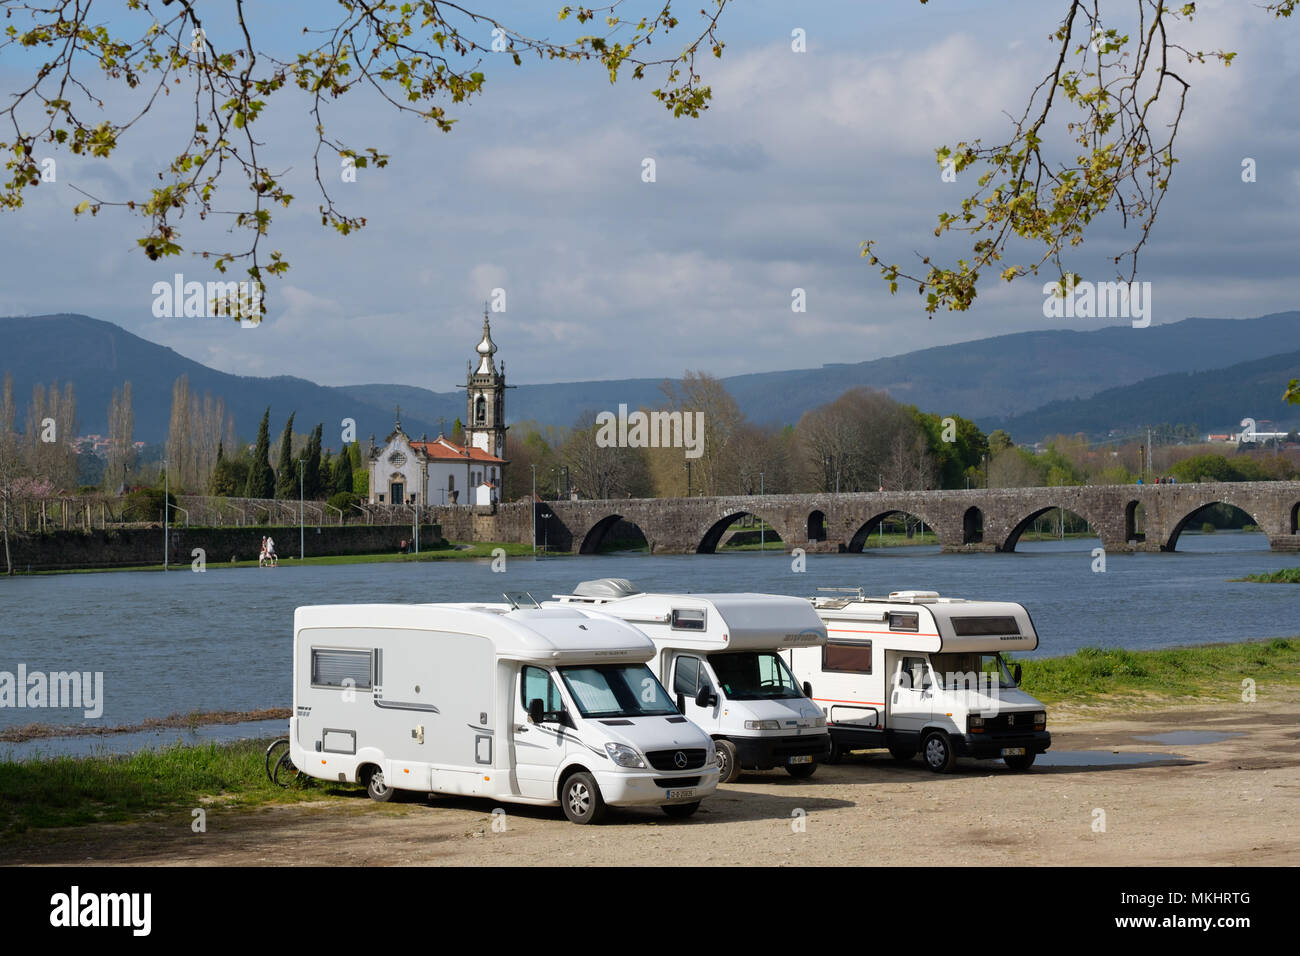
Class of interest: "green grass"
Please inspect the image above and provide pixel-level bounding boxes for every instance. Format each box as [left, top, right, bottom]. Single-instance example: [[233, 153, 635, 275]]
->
[[1013, 638, 1300, 706], [1233, 568, 1300, 584], [22, 540, 546, 575], [0, 738, 349, 835]]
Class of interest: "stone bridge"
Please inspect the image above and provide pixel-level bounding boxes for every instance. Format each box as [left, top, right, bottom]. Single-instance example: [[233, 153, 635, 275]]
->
[[527, 482, 1300, 555]]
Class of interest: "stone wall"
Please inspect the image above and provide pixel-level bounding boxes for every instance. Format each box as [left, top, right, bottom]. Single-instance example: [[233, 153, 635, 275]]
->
[[5, 523, 443, 572]]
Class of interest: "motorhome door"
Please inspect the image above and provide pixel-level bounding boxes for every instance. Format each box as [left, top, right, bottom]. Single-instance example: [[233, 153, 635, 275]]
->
[[512, 665, 571, 800], [889, 653, 932, 733], [671, 653, 719, 732]]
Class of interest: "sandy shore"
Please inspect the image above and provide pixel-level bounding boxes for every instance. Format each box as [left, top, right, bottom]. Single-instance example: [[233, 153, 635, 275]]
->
[[4, 692, 1297, 867]]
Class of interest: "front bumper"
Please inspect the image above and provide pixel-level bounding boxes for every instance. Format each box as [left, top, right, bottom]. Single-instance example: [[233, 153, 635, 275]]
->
[[731, 733, 832, 770], [593, 766, 720, 806], [954, 730, 1052, 759]]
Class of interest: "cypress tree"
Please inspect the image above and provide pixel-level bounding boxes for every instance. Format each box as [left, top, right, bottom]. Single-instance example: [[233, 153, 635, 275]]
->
[[275, 412, 297, 499], [332, 445, 353, 495], [244, 407, 276, 499], [304, 424, 323, 499]]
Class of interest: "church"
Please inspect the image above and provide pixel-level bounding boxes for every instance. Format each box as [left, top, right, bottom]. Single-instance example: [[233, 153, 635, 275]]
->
[[366, 312, 508, 507]]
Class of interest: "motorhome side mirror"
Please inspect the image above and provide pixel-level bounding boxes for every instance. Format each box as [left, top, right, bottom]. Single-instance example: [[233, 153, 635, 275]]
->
[[1012, 663, 1023, 684], [694, 686, 716, 709], [802, 681, 813, 698], [528, 698, 545, 724]]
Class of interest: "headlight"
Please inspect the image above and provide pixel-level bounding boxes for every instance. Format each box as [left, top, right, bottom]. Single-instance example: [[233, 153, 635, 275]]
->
[[968, 714, 985, 731], [811, 714, 827, 728], [1034, 711, 1047, 726], [744, 719, 780, 730], [604, 742, 645, 769]]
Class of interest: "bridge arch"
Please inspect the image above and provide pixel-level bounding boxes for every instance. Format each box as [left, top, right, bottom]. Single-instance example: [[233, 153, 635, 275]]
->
[[696, 510, 785, 554], [999, 503, 1100, 553], [846, 509, 942, 552], [807, 509, 827, 542], [1162, 498, 1268, 552], [962, 506, 983, 545], [578, 514, 650, 555], [1291, 501, 1299, 535]]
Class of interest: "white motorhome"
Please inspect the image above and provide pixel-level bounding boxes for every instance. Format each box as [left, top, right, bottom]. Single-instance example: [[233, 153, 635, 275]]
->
[[550, 580, 830, 783], [291, 602, 719, 824], [783, 589, 1051, 773]]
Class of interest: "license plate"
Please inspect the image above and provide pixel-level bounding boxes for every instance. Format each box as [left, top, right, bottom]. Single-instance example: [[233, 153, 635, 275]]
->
[[788, 755, 813, 765], [666, 789, 696, 800], [1001, 747, 1026, 756]]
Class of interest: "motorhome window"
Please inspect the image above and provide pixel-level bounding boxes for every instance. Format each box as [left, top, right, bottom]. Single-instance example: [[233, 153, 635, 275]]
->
[[558, 664, 678, 718], [707, 652, 802, 700], [896, 656, 930, 690], [670, 608, 707, 631], [823, 641, 872, 674], [521, 666, 565, 718], [888, 612, 920, 632], [928, 653, 1019, 690], [950, 616, 1019, 637], [310, 648, 372, 689], [673, 656, 702, 696]]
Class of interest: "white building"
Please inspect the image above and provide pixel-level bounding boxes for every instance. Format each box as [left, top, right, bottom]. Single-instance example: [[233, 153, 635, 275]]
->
[[367, 312, 509, 506]]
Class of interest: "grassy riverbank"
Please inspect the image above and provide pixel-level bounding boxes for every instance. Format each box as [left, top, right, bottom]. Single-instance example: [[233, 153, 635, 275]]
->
[[21, 540, 543, 575], [1016, 638, 1300, 707]]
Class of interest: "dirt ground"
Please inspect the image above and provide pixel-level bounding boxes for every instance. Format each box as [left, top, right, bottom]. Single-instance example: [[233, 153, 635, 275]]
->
[[5, 695, 1298, 867]]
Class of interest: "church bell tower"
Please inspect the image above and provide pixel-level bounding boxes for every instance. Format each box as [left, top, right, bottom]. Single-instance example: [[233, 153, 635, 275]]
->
[[465, 309, 507, 458]]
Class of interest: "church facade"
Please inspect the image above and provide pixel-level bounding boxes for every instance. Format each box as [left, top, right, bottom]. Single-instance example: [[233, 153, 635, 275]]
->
[[366, 312, 508, 507]]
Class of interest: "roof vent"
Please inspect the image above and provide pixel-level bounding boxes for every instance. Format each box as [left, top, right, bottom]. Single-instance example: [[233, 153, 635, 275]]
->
[[888, 590, 941, 603], [573, 578, 641, 599]]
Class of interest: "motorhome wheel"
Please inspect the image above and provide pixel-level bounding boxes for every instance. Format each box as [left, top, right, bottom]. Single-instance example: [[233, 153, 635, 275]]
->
[[561, 771, 607, 824], [922, 732, 956, 773], [785, 761, 817, 779], [662, 801, 701, 818], [714, 739, 739, 784], [1004, 751, 1037, 771], [824, 738, 842, 764], [364, 766, 395, 802]]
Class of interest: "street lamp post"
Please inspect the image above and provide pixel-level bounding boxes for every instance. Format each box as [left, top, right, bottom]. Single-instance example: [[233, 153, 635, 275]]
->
[[162, 457, 168, 571], [297, 459, 305, 561], [684, 460, 692, 497]]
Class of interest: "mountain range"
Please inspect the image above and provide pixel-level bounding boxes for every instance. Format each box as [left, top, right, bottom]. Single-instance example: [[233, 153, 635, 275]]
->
[[1, 311, 1298, 446]]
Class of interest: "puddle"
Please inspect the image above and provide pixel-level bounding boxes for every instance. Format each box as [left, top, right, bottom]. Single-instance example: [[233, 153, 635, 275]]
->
[[1132, 731, 1244, 746], [1034, 750, 1188, 767], [0, 718, 287, 763]]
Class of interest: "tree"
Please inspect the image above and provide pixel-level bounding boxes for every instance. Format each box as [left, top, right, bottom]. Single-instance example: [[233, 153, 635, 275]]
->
[[0, 1, 730, 317], [0, 372, 20, 575], [244, 407, 275, 499], [303, 424, 323, 500], [103, 382, 135, 494], [864, 2, 1293, 314], [275, 412, 298, 499], [794, 387, 916, 492], [331, 447, 354, 497]]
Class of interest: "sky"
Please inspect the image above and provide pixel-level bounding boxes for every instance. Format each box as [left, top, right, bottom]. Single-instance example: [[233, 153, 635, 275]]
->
[[1, 0, 1297, 393]]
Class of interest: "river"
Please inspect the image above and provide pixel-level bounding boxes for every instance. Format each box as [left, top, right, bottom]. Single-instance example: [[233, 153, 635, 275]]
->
[[0, 531, 1294, 757]]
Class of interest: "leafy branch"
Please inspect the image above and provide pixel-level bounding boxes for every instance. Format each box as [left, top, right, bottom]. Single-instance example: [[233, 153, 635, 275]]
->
[[0, 0, 729, 321]]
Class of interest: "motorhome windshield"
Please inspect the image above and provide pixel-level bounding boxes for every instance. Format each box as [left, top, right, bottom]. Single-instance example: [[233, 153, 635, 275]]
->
[[557, 664, 680, 719], [708, 651, 803, 701], [929, 653, 1019, 691]]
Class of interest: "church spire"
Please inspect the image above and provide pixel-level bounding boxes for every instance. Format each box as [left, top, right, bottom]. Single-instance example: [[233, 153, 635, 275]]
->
[[475, 308, 498, 375]]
